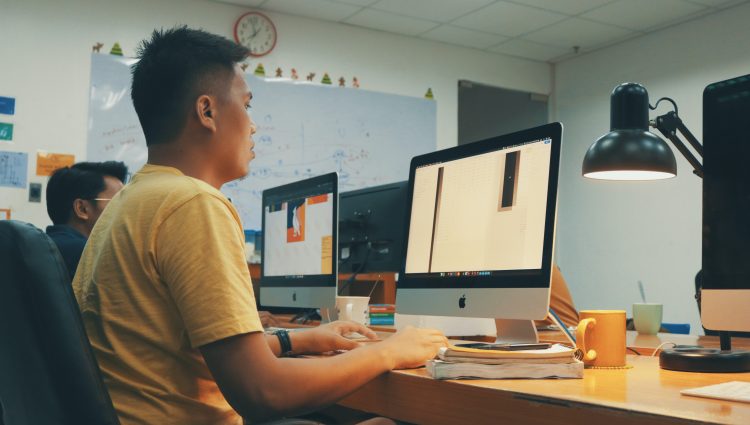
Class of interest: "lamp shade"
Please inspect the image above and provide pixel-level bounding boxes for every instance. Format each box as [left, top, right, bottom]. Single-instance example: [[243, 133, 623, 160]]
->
[[583, 83, 676, 180]]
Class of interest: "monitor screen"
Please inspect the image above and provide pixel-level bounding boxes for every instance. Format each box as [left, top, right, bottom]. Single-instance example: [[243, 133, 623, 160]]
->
[[339, 181, 408, 274], [405, 139, 551, 276], [702, 74, 750, 332], [261, 173, 338, 288], [397, 123, 562, 320], [703, 74, 750, 290]]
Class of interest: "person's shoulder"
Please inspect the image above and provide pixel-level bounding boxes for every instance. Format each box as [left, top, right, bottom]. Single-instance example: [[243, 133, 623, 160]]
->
[[131, 165, 227, 204], [126, 165, 238, 229], [45, 225, 86, 246]]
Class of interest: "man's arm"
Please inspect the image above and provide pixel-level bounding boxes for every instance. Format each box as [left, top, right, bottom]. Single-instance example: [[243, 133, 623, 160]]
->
[[200, 326, 445, 422]]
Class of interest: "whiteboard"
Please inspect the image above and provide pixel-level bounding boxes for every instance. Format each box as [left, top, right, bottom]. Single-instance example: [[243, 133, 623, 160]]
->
[[87, 54, 436, 231]]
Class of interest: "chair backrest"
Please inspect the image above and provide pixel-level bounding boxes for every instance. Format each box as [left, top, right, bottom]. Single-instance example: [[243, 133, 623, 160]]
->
[[0, 220, 120, 425]]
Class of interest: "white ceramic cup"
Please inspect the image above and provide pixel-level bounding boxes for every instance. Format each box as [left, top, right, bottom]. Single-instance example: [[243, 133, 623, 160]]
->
[[336, 296, 370, 325], [633, 303, 663, 335]]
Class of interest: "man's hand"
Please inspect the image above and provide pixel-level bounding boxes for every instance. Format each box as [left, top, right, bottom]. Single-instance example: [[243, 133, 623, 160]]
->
[[378, 326, 447, 369], [258, 311, 279, 328], [291, 320, 377, 354]]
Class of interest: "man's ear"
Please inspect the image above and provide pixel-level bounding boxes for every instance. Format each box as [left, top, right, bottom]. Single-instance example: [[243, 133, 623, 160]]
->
[[196, 95, 217, 132], [72, 199, 91, 221]]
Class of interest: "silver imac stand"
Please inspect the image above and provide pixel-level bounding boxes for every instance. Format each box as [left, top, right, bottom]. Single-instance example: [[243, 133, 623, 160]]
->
[[495, 319, 539, 344]]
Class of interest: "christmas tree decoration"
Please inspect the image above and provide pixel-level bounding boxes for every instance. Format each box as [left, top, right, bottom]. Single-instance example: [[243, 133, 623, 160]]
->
[[425, 88, 434, 99], [275, 67, 283, 77], [92, 42, 104, 53], [240, 63, 249, 72], [306, 72, 316, 81], [254, 63, 266, 77], [338, 77, 345, 87], [291, 68, 299, 80], [352, 77, 360, 88], [321, 73, 332, 85], [110, 42, 123, 56]]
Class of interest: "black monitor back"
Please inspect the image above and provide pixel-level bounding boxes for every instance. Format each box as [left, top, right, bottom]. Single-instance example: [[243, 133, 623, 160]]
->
[[339, 181, 408, 273], [703, 74, 750, 294]]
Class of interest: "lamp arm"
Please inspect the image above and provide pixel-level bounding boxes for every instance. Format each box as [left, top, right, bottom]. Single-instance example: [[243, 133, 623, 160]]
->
[[652, 111, 704, 178]]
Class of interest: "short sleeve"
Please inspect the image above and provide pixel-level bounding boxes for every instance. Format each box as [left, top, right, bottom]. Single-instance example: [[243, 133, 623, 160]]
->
[[155, 192, 262, 348]]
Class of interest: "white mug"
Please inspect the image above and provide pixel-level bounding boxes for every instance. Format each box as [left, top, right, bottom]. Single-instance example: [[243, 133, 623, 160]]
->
[[336, 296, 370, 325]]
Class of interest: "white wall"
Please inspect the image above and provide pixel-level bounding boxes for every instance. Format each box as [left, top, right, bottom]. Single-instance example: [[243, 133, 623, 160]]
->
[[554, 2, 750, 334], [0, 0, 550, 228]]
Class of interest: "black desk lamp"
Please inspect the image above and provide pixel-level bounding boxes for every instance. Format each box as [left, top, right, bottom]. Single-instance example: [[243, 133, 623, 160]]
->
[[583, 82, 702, 180], [582, 82, 750, 372]]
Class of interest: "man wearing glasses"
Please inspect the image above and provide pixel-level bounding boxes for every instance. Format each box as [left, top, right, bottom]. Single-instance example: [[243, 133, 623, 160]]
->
[[45, 161, 128, 279]]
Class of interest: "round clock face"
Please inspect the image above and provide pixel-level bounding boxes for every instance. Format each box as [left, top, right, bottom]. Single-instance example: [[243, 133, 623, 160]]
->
[[234, 12, 277, 57]]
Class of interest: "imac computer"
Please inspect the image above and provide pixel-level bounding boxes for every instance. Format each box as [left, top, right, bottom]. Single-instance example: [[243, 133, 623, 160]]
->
[[396, 123, 562, 343], [260, 172, 338, 312], [702, 74, 750, 336], [339, 181, 408, 274]]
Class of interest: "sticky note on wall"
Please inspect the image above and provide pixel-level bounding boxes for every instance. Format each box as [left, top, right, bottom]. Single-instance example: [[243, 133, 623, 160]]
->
[[0, 97, 15, 115], [36, 151, 75, 176], [0, 123, 12, 141]]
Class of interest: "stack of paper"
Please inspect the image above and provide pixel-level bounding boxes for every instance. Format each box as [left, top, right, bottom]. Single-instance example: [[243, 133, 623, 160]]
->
[[426, 343, 583, 380]]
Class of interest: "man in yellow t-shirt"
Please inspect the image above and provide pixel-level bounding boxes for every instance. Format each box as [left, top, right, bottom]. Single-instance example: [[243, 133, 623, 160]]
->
[[73, 27, 447, 425]]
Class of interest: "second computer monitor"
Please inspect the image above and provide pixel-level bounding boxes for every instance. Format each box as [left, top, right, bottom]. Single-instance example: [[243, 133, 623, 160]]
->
[[339, 181, 408, 274], [397, 123, 562, 326], [260, 172, 338, 310]]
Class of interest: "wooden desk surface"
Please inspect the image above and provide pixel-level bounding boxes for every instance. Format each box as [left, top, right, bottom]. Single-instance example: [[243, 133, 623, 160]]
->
[[272, 316, 750, 423], [339, 355, 750, 425]]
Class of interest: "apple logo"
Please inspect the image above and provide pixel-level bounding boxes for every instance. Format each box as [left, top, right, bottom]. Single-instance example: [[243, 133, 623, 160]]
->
[[458, 294, 466, 309], [292, 292, 297, 302]]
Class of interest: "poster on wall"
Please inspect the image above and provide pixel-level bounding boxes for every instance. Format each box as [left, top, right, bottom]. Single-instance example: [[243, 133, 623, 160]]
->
[[0, 151, 28, 188], [36, 151, 75, 176]]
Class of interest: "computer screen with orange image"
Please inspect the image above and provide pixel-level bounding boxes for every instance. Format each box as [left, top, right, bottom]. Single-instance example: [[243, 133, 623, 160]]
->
[[264, 193, 333, 277], [261, 173, 338, 309]]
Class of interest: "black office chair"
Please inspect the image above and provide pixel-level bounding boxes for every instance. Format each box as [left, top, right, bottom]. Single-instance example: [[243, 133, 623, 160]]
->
[[0, 220, 120, 425]]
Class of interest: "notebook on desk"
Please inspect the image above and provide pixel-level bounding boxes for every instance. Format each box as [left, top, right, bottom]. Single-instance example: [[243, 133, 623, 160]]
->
[[681, 381, 750, 403], [427, 344, 584, 380]]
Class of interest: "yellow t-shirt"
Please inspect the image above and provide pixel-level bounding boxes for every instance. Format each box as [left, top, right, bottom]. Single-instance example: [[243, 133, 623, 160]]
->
[[73, 164, 262, 425]]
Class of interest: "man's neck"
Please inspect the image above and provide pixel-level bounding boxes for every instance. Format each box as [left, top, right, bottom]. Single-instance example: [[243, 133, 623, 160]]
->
[[147, 143, 225, 189]]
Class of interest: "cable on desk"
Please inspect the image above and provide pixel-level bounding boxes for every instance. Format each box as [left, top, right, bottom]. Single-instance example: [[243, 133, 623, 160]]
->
[[651, 341, 677, 357]]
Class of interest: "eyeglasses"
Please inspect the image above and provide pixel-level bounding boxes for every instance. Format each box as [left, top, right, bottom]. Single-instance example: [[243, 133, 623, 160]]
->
[[85, 198, 113, 205]]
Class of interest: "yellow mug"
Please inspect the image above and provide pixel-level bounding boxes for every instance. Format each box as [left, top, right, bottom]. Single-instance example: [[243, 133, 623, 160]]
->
[[575, 310, 626, 368]]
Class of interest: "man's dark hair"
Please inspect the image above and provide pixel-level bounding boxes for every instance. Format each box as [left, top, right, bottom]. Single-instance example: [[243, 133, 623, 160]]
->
[[131, 26, 250, 146], [46, 161, 129, 225]]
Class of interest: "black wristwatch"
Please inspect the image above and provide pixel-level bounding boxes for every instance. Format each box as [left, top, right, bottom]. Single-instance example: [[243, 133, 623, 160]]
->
[[274, 329, 293, 357]]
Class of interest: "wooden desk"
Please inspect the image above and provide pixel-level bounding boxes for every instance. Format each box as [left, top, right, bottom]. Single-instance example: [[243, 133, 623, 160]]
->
[[628, 332, 750, 355], [275, 318, 750, 423], [339, 355, 750, 425]]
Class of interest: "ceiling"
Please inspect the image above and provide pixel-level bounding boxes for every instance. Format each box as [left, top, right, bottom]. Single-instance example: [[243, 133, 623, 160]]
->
[[213, 0, 746, 63]]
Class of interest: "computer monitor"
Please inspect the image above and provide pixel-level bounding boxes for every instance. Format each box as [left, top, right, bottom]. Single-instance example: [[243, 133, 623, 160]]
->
[[260, 172, 338, 311], [397, 123, 562, 343], [338, 181, 408, 274], [702, 74, 750, 334]]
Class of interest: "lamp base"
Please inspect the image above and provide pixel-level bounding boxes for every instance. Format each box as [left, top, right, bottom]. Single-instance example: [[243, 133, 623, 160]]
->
[[659, 347, 750, 372]]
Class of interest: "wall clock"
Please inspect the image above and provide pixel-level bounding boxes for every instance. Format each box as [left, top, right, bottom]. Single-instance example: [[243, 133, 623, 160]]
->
[[234, 11, 277, 57]]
